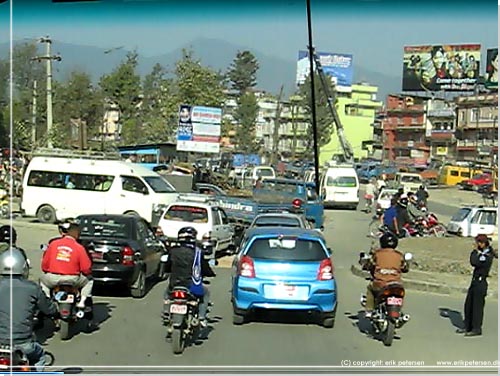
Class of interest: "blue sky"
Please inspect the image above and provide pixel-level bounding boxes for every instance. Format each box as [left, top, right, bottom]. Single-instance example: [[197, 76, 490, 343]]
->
[[1, 0, 498, 77]]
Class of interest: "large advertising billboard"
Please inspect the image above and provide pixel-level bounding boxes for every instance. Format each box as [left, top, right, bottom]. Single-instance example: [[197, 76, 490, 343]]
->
[[485, 48, 498, 90], [402, 44, 481, 91], [176, 105, 222, 153], [297, 50, 354, 92]]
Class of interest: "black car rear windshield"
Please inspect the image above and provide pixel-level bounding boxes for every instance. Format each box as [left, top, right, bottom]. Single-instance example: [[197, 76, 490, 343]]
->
[[254, 217, 301, 227], [246, 238, 326, 261], [79, 217, 131, 238]]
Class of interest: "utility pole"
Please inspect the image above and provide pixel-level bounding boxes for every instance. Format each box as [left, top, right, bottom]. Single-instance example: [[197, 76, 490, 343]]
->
[[31, 80, 37, 149], [306, 0, 321, 195], [271, 86, 284, 166], [32, 36, 61, 148]]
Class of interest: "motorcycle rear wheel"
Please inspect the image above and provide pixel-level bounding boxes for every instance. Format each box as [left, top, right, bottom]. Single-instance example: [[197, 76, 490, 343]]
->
[[432, 224, 447, 237], [172, 328, 185, 354], [383, 321, 395, 346]]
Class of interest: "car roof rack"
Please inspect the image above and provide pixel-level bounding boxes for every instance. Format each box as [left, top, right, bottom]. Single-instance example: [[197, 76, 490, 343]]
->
[[30, 148, 121, 160]]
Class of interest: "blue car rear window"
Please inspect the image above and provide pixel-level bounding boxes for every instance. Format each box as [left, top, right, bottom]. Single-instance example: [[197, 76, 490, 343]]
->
[[254, 217, 301, 227], [246, 238, 326, 261]]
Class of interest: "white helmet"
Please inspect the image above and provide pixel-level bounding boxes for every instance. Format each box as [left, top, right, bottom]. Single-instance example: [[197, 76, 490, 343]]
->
[[0, 247, 29, 277]]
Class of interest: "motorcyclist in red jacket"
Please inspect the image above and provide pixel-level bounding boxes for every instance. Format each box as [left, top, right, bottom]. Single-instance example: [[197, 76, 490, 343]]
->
[[40, 218, 93, 309]]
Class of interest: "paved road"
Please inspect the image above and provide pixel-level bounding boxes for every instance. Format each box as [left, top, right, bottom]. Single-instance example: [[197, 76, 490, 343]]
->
[[3, 210, 498, 372]]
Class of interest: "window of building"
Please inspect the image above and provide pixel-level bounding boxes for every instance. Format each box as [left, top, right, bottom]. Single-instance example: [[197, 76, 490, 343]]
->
[[471, 108, 479, 122]]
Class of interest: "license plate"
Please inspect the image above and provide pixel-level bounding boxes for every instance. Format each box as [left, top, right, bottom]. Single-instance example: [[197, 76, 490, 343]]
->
[[387, 297, 403, 305], [58, 294, 74, 303], [91, 252, 104, 260], [170, 304, 187, 314], [275, 284, 297, 298]]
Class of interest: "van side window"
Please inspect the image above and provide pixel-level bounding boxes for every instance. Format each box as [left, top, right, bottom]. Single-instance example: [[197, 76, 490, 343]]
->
[[460, 171, 470, 178], [450, 170, 459, 177], [27, 170, 114, 192], [121, 176, 148, 194]]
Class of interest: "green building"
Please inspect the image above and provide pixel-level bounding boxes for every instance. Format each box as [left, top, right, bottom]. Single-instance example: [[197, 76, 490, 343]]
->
[[319, 83, 382, 165]]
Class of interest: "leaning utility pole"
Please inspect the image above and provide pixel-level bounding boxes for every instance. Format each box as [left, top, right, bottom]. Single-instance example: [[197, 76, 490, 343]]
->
[[31, 80, 37, 149], [32, 36, 61, 148], [271, 85, 285, 166]]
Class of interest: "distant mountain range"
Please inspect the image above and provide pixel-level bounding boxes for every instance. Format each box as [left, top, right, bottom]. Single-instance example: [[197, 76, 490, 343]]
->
[[0, 37, 401, 100]]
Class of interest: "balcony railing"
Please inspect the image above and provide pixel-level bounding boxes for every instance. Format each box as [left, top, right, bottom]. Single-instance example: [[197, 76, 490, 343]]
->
[[456, 139, 498, 147]]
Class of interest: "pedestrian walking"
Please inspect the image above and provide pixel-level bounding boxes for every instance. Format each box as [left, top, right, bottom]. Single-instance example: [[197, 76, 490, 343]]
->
[[457, 234, 498, 337]]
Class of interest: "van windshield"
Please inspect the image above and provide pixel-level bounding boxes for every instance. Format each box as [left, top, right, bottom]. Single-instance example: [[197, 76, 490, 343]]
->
[[143, 176, 176, 193], [401, 175, 422, 183], [327, 176, 357, 187]]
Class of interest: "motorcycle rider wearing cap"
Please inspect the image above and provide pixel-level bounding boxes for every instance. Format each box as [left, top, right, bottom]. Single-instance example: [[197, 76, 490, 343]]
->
[[40, 218, 93, 309], [362, 233, 409, 318], [164, 227, 216, 328], [0, 248, 58, 371]]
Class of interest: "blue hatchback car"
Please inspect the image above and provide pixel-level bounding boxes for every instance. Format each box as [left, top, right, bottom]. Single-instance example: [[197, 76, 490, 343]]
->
[[231, 227, 337, 328]]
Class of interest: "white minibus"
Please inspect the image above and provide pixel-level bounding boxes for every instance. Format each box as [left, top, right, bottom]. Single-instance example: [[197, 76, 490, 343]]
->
[[21, 155, 178, 223]]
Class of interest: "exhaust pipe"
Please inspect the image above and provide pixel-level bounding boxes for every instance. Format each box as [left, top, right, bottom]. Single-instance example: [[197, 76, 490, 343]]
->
[[402, 314, 411, 322]]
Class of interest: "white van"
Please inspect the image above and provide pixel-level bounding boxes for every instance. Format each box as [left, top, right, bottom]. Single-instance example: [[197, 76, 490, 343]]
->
[[320, 166, 359, 210], [21, 153, 178, 223], [238, 166, 276, 189]]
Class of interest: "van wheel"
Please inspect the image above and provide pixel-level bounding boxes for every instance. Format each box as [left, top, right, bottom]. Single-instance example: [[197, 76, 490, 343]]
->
[[37, 205, 57, 223]]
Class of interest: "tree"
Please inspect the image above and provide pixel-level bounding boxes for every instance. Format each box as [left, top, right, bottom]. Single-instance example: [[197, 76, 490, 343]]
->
[[139, 63, 177, 143], [9, 42, 46, 150], [298, 72, 335, 159], [52, 71, 103, 148], [233, 91, 259, 153], [174, 49, 225, 108], [99, 51, 142, 144], [227, 51, 259, 94]]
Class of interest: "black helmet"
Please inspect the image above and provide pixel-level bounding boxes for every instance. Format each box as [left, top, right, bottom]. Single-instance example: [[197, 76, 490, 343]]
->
[[58, 218, 80, 234], [178, 227, 197, 244], [380, 232, 398, 249], [0, 225, 17, 244]]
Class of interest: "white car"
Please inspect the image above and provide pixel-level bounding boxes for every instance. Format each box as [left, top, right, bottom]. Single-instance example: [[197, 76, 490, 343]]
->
[[447, 206, 497, 237], [157, 195, 234, 252], [376, 188, 398, 210]]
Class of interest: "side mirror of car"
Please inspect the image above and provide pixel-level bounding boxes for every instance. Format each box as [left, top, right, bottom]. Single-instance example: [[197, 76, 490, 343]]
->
[[40, 244, 47, 252]]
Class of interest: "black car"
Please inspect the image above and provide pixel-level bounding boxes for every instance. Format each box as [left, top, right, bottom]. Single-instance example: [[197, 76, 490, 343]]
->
[[77, 214, 168, 298]]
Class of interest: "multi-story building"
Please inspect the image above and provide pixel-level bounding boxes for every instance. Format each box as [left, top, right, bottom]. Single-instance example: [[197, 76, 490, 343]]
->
[[255, 95, 310, 160], [319, 83, 382, 165], [454, 92, 498, 165], [382, 94, 429, 166], [425, 98, 456, 162]]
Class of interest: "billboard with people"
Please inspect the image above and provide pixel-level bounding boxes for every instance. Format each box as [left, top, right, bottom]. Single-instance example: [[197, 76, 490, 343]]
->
[[402, 44, 481, 91], [485, 48, 498, 90]]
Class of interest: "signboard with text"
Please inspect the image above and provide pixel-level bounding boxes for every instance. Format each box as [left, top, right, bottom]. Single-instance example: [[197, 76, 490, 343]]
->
[[485, 48, 498, 90], [296, 50, 354, 92], [176, 105, 222, 153]]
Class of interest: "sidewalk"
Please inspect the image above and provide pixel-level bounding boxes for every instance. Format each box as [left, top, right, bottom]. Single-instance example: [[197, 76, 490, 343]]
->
[[427, 186, 490, 208]]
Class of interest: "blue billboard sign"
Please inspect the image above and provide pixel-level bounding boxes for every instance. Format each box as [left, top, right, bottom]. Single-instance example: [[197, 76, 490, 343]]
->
[[296, 50, 354, 92]]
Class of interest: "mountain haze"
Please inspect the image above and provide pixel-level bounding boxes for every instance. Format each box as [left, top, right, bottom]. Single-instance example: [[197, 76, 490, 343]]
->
[[0, 38, 400, 100]]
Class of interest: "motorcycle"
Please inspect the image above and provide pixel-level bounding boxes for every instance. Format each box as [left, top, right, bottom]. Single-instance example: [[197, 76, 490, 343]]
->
[[39, 244, 93, 340], [359, 252, 413, 347], [161, 240, 215, 354], [162, 286, 201, 354], [414, 213, 447, 237], [0, 344, 54, 372], [51, 283, 93, 341]]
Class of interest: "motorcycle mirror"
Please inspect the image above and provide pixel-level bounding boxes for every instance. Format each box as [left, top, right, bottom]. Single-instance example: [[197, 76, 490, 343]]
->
[[359, 252, 366, 259], [404, 252, 413, 261], [40, 244, 47, 251]]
